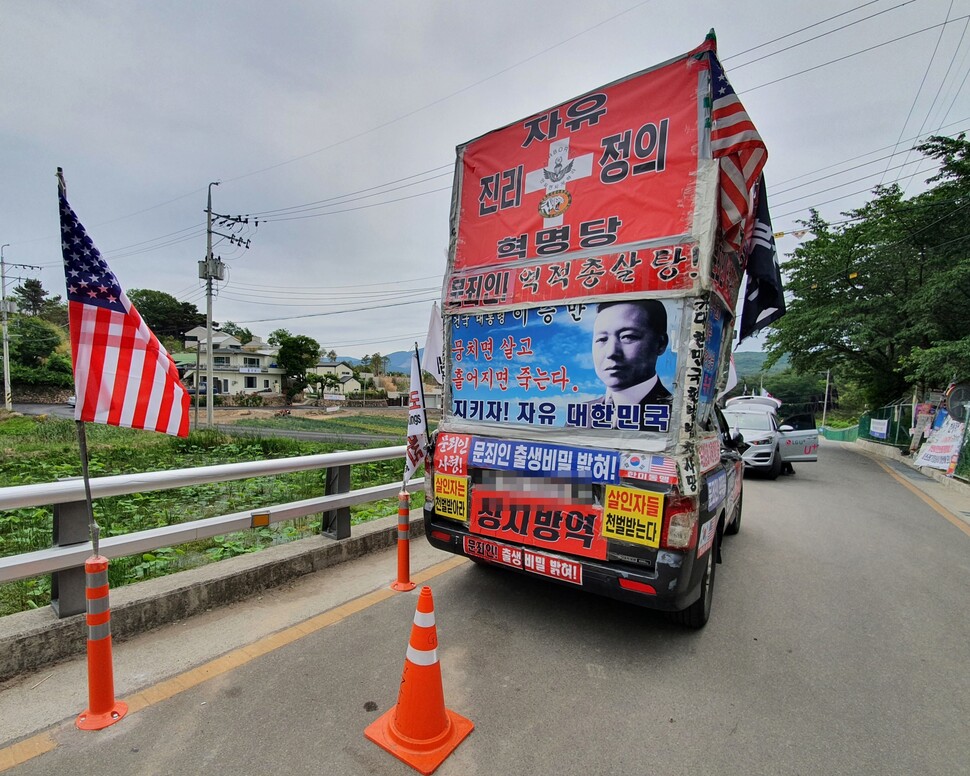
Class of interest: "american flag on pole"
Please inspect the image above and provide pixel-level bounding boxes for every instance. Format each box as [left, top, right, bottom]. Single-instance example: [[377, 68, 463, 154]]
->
[[705, 46, 767, 254], [59, 173, 190, 436]]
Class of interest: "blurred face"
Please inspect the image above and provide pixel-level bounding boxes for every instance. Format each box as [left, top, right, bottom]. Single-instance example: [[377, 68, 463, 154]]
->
[[592, 303, 665, 391]]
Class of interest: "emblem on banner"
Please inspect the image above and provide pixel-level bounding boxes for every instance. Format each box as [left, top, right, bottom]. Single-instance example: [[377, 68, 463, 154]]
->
[[538, 188, 572, 219]]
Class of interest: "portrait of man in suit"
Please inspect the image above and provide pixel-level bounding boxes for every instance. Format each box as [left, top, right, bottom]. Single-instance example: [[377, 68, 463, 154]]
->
[[590, 300, 672, 413]]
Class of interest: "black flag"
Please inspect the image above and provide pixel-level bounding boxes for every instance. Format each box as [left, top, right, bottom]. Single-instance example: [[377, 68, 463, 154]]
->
[[739, 175, 786, 342]]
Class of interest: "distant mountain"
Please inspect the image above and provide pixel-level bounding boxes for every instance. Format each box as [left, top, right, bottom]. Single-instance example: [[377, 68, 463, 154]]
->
[[733, 351, 789, 376], [332, 351, 416, 373]]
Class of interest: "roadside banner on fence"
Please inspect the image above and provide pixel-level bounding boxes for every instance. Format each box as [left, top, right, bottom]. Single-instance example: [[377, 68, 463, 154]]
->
[[914, 415, 965, 470], [910, 407, 935, 452], [870, 418, 889, 439]]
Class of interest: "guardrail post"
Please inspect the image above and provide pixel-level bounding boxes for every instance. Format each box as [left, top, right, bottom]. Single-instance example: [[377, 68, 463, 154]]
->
[[322, 463, 352, 539], [51, 497, 89, 618]]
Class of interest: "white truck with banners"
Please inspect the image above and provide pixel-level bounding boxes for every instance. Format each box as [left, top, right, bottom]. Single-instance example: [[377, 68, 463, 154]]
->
[[424, 33, 785, 628]]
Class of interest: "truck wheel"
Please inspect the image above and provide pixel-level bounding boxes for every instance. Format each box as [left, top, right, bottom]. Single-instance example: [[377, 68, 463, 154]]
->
[[725, 491, 742, 535], [767, 449, 782, 480], [669, 531, 718, 629]]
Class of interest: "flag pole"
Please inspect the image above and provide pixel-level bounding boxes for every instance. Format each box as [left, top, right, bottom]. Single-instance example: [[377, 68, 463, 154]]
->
[[393, 343, 427, 592], [58, 167, 127, 730], [58, 168, 100, 555], [75, 421, 101, 556], [415, 341, 429, 436], [401, 342, 429, 490]]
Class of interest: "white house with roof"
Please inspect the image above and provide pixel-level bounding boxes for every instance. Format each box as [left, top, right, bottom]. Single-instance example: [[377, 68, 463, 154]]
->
[[183, 327, 286, 395], [307, 360, 361, 395]]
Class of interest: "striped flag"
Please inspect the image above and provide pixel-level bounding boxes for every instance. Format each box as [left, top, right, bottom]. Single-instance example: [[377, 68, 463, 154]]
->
[[648, 455, 679, 482], [59, 175, 190, 436], [403, 345, 428, 486], [706, 49, 767, 253]]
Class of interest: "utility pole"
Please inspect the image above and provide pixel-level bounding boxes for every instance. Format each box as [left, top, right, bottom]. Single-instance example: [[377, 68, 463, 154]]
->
[[1, 244, 10, 411], [199, 182, 255, 428], [821, 369, 830, 433], [202, 182, 221, 428]]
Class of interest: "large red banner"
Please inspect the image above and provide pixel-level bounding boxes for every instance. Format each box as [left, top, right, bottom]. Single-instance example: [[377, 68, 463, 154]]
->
[[445, 242, 697, 310], [470, 491, 607, 561], [453, 52, 703, 274]]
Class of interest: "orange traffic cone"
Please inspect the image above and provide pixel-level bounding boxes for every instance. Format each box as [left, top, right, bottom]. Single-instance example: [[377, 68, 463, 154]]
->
[[365, 586, 473, 774]]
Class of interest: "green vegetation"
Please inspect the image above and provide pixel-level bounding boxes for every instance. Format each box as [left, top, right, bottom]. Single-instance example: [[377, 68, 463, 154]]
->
[[765, 135, 970, 407], [233, 413, 437, 437], [0, 414, 421, 616]]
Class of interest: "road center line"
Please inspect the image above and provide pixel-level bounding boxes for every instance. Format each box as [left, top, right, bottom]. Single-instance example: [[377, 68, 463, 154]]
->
[[0, 554, 468, 772]]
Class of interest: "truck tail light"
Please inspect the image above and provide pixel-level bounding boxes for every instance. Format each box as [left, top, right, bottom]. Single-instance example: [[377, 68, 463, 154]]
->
[[661, 492, 698, 550]]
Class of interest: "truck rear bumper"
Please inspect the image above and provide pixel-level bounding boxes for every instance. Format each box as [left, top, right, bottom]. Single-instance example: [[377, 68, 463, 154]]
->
[[425, 509, 703, 613]]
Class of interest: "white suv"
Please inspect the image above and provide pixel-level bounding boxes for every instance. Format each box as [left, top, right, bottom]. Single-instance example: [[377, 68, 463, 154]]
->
[[722, 396, 819, 479]]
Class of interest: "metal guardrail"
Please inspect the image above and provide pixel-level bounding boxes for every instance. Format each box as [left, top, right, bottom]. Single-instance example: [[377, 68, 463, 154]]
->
[[0, 446, 422, 617]]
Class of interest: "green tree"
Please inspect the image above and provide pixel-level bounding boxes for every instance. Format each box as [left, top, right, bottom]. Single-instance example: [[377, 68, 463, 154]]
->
[[370, 352, 388, 376], [11, 279, 66, 326], [127, 289, 205, 339], [219, 321, 253, 344], [6, 316, 72, 387], [275, 334, 321, 400], [765, 135, 970, 406], [11, 279, 48, 316], [10, 316, 62, 366], [321, 373, 341, 392], [268, 328, 293, 347]]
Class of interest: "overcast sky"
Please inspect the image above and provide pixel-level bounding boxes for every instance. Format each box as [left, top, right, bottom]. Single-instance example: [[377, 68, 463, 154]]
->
[[3, 0, 968, 358]]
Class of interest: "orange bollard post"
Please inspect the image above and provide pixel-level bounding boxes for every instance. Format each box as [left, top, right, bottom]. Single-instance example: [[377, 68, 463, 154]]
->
[[365, 586, 473, 774], [391, 491, 416, 592], [76, 555, 128, 730]]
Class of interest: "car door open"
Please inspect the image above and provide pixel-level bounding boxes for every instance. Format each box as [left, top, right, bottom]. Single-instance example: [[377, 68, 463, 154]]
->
[[779, 413, 819, 462]]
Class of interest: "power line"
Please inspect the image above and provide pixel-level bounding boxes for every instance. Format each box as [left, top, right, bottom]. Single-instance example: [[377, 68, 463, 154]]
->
[[23, 1, 928, 252], [897, 11, 970, 191], [729, 0, 917, 69], [772, 165, 939, 221], [227, 273, 441, 292], [248, 166, 453, 219], [882, 0, 956, 186], [773, 156, 931, 209], [233, 295, 439, 325], [771, 118, 970, 187], [259, 185, 452, 224], [741, 16, 970, 94], [216, 287, 436, 306]]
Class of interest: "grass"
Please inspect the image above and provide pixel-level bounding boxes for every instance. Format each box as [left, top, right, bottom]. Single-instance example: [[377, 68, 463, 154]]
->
[[233, 413, 437, 436], [0, 413, 423, 616]]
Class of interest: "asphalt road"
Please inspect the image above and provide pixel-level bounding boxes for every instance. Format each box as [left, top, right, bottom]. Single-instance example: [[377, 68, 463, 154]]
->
[[2, 442, 968, 775], [11, 403, 75, 420]]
